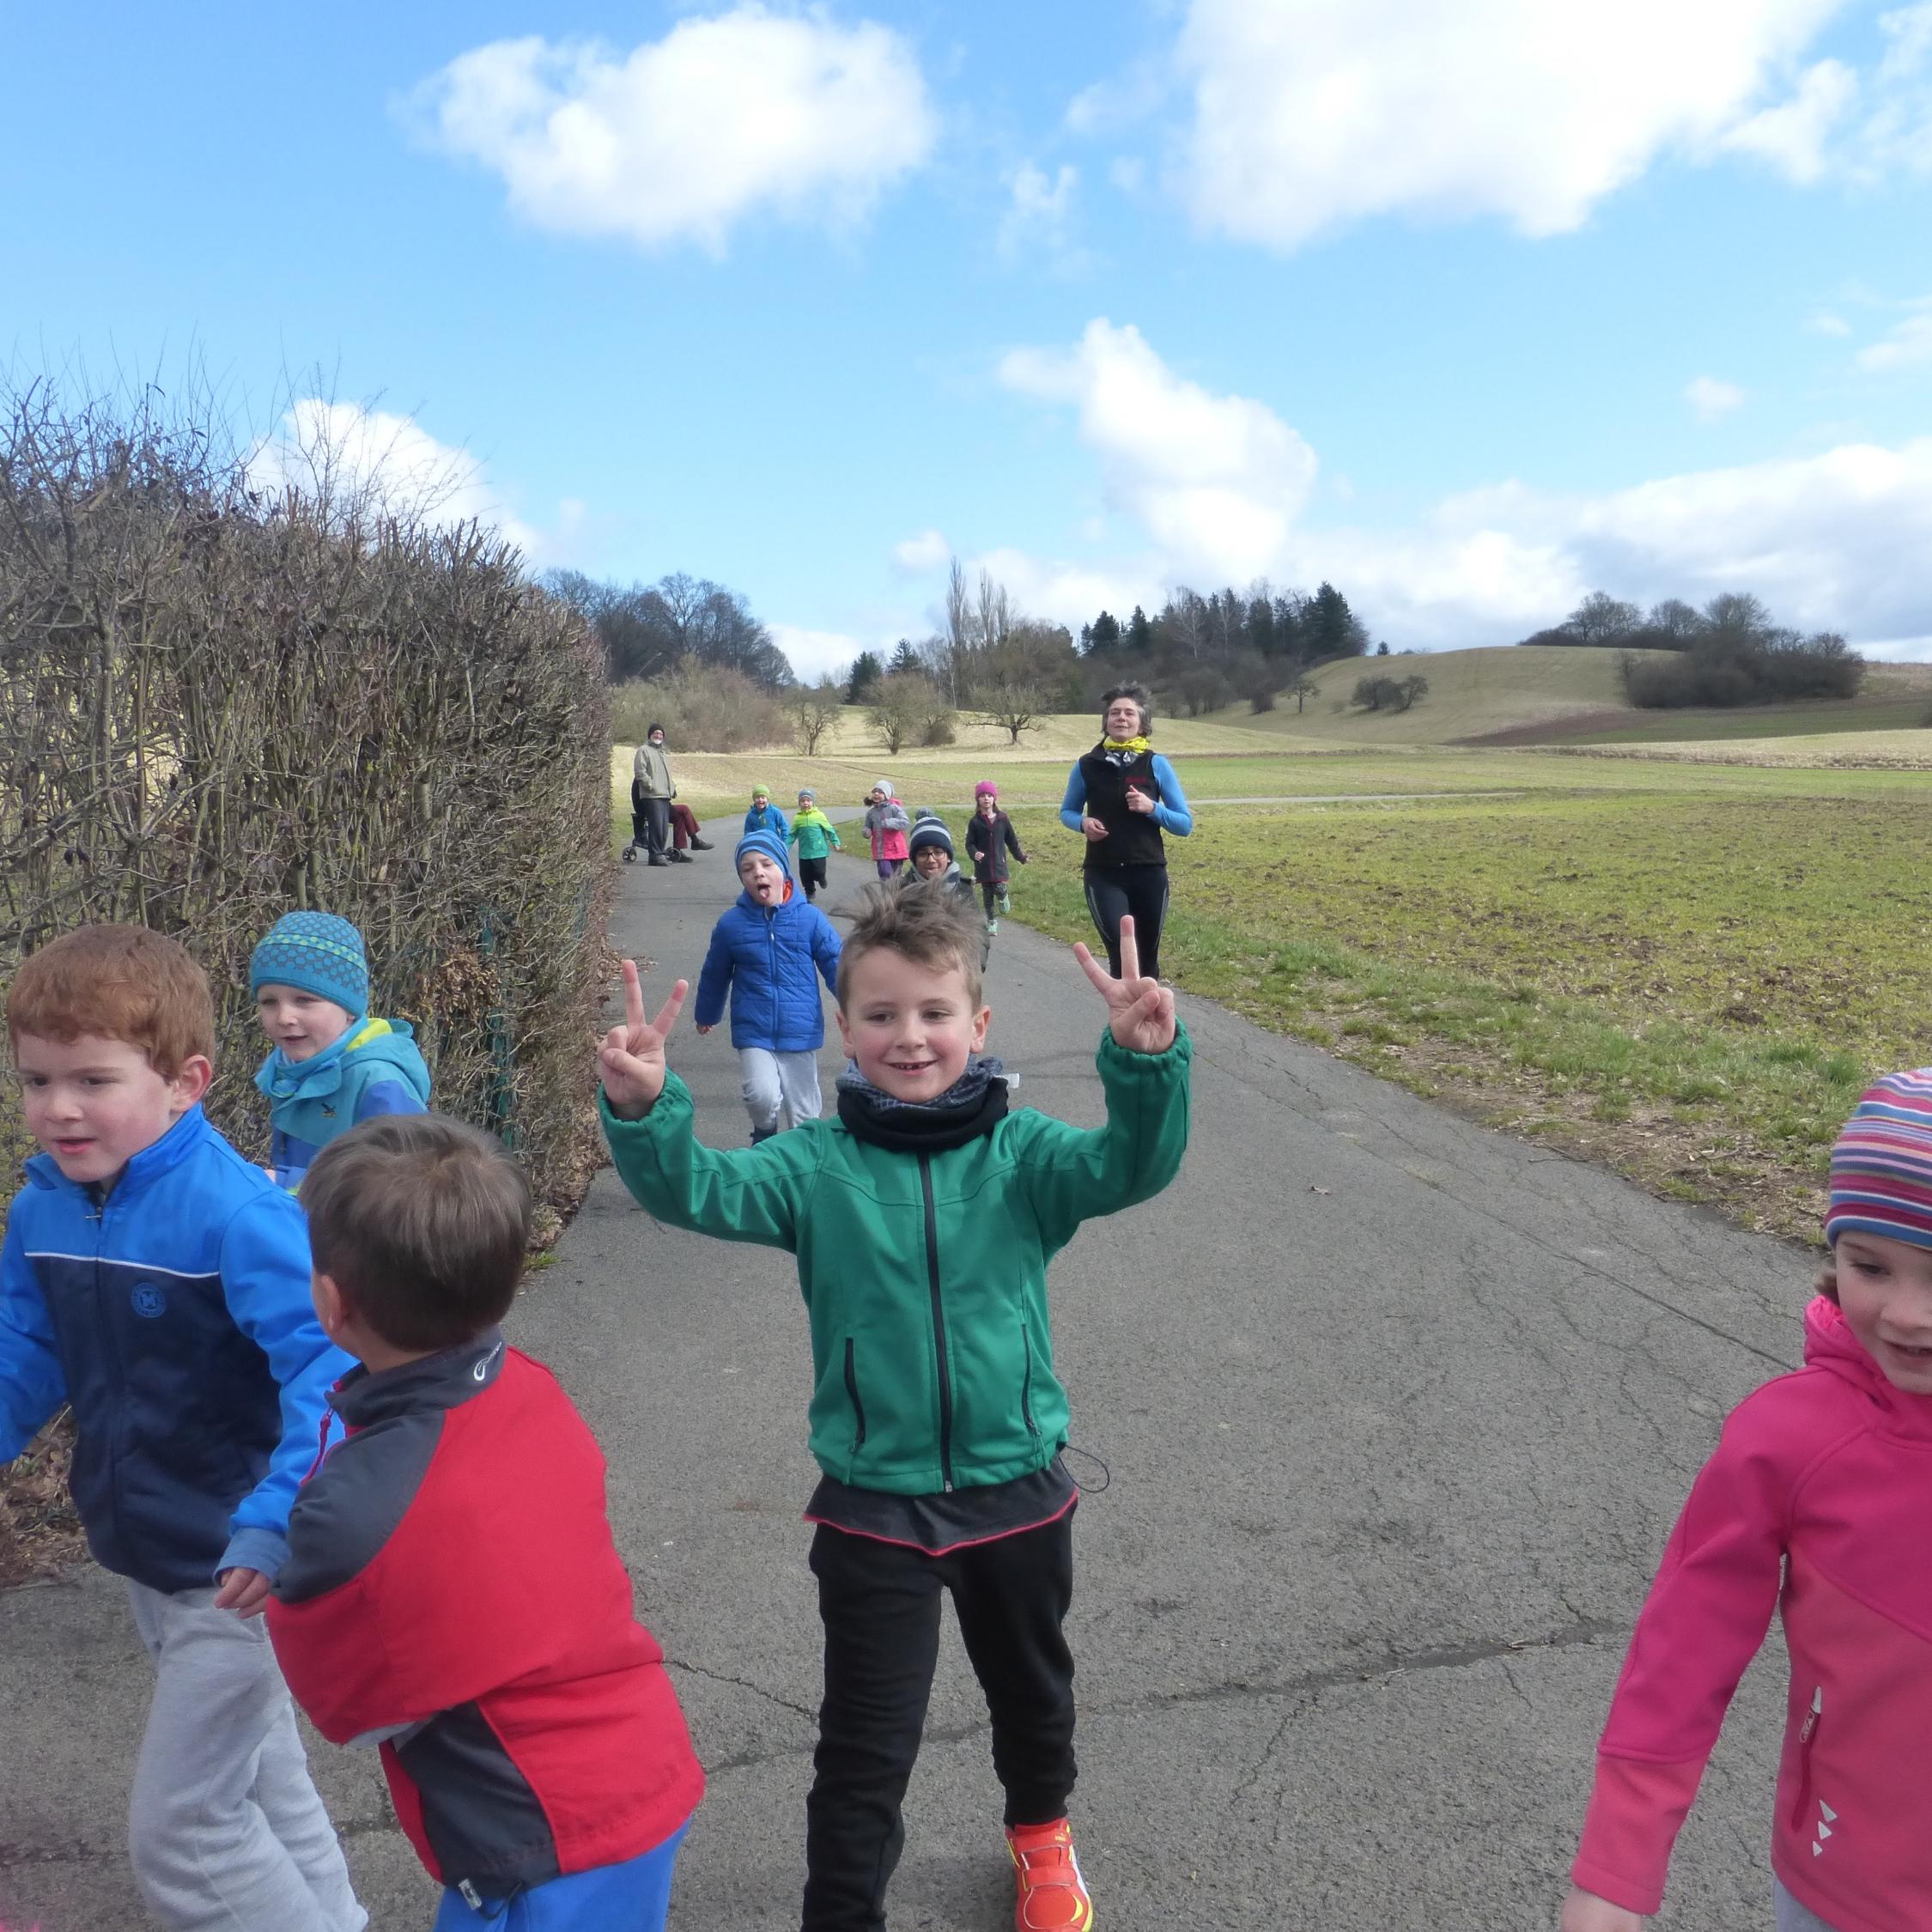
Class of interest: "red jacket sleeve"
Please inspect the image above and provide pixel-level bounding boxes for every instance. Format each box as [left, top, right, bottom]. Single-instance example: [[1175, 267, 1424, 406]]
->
[[1571, 1389, 1814, 1911]]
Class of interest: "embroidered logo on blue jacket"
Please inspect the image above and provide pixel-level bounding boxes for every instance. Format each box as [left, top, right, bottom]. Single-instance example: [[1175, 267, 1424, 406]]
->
[[131, 1282, 167, 1319]]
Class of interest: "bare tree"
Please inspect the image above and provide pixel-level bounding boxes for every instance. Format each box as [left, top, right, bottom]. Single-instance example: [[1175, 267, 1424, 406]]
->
[[787, 677, 845, 755], [866, 672, 929, 755], [1288, 675, 1320, 714], [975, 568, 1012, 653]]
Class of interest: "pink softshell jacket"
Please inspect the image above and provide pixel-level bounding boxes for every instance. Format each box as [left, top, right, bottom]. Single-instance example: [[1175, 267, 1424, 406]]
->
[[1573, 1296, 1932, 1932]]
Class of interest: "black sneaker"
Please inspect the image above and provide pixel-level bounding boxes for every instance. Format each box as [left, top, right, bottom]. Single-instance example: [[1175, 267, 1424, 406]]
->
[[647, 853, 668, 867], [667, 849, 693, 863], [690, 838, 714, 851]]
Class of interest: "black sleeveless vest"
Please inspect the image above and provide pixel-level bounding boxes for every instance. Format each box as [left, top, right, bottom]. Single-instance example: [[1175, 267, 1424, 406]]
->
[[1078, 744, 1166, 869]]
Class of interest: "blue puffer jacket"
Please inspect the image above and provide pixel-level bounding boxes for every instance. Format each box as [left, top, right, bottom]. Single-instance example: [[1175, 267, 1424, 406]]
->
[[0, 1107, 353, 1590], [696, 836, 842, 1051]]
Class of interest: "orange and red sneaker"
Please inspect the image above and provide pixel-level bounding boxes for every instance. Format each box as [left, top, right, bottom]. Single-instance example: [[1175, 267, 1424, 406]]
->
[[1005, 1817, 1093, 1930]]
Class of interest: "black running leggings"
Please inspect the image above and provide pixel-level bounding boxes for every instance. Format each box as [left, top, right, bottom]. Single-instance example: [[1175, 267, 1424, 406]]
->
[[1083, 866, 1170, 981]]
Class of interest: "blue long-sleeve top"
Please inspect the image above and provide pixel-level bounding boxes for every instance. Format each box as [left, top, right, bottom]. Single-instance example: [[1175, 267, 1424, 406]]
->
[[1060, 755, 1194, 837], [744, 803, 792, 841], [0, 1106, 353, 1589]]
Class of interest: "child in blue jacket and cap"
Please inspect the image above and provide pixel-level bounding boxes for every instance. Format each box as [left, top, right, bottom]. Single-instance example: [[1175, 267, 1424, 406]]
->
[[696, 830, 841, 1141], [251, 912, 431, 1192]]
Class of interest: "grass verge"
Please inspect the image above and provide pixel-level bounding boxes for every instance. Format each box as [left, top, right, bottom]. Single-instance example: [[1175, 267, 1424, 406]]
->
[[998, 783, 1932, 1242]]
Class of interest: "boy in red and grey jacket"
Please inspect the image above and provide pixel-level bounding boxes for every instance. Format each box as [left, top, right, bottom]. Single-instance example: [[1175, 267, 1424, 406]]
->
[[267, 1115, 702, 1930]]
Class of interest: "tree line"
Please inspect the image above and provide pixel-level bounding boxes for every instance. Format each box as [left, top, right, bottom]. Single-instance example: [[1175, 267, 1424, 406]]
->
[[1520, 591, 1865, 708], [545, 568, 794, 690]]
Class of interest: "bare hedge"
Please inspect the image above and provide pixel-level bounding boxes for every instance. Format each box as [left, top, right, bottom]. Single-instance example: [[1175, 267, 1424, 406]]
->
[[0, 385, 612, 1218]]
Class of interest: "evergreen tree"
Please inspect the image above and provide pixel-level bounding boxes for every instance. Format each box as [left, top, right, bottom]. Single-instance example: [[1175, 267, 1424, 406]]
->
[[1126, 605, 1153, 653], [847, 649, 884, 702], [888, 637, 923, 676], [1306, 581, 1368, 659], [1086, 609, 1121, 653]]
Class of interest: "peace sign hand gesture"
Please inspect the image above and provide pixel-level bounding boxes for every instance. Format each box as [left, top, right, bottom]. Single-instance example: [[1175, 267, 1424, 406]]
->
[[600, 960, 688, 1119], [1073, 916, 1176, 1055]]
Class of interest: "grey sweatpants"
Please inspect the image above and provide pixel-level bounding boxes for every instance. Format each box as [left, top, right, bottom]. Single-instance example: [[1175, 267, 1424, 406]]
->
[[125, 1581, 365, 1932], [1775, 1880, 1838, 1930], [738, 1046, 823, 1136]]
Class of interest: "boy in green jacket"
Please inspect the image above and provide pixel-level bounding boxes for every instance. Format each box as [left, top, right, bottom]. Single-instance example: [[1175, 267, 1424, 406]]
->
[[789, 787, 843, 902], [599, 884, 1189, 1932]]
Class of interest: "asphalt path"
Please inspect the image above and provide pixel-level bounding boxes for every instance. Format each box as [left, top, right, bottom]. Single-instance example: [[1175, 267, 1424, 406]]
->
[[0, 823, 1815, 1930]]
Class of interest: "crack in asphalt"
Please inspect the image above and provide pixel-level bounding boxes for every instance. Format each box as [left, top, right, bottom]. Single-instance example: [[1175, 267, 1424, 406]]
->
[[699, 1614, 1625, 1780]]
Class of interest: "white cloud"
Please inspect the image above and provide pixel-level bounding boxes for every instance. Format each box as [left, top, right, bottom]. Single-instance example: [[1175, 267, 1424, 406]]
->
[[408, 7, 936, 254], [998, 319, 1316, 585], [1717, 56, 1858, 180], [892, 528, 951, 574], [1685, 375, 1749, 421], [1807, 309, 1855, 335], [999, 161, 1079, 264], [1856, 301, 1932, 368], [993, 317, 1932, 653], [1850, 1, 1932, 177], [246, 400, 543, 556], [1172, 0, 1848, 249], [769, 623, 862, 682]]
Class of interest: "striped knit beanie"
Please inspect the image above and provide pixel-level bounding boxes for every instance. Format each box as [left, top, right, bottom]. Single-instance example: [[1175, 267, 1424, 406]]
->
[[1825, 1068, 1932, 1250], [735, 829, 792, 878], [249, 912, 368, 1015], [908, 812, 954, 862]]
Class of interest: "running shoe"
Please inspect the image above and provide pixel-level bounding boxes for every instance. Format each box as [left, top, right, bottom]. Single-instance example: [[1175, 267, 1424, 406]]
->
[[1006, 1819, 1091, 1931]]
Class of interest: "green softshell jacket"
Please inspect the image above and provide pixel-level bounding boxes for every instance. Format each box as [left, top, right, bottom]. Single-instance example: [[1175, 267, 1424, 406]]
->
[[790, 807, 842, 863], [601, 1026, 1191, 1494]]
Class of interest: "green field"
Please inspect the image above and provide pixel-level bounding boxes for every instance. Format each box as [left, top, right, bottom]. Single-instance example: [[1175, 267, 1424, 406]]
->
[[610, 659, 1932, 1236], [987, 769, 1932, 1242]]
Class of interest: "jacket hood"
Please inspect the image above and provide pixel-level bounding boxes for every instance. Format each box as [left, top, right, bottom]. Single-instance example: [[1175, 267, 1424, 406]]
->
[[255, 1018, 431, 1109], [1803, 1292, 1932, 1439]]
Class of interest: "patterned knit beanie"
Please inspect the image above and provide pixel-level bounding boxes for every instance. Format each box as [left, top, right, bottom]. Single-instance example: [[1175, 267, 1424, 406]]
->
[[735, 829, 792, 878], [1825, 1068, 1932, 1250], [908, 812, 954, 862], [249, 912, 368, 1015]]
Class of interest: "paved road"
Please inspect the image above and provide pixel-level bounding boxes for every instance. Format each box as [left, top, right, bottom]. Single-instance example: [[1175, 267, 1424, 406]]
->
[[1, 829, 1814, 1930]]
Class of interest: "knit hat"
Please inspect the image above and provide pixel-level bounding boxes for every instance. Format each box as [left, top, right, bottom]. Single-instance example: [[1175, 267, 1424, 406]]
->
[[975, 781, 999, 799], [798, 787, 816, 803], [1826, 1068, 1932, 1251], [908, 812, 954, 863], [751, 784, 771, 800], [249, 912, 368, 1015], [873, 778, 896, 798], [735, 829, 792, 879]]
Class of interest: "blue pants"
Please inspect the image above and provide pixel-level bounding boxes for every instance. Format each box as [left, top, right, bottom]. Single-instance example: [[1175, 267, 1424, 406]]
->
[[433, 1823, 689, 1931]]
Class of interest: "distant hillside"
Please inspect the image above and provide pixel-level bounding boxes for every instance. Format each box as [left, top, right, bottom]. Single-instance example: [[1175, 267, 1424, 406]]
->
[[1230, 645, 1664, 744], [1225, 646, 1932, 747]]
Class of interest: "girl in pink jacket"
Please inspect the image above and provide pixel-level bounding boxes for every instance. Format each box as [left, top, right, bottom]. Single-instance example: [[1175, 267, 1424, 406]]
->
[[1563, 1068, 1932, 1932]]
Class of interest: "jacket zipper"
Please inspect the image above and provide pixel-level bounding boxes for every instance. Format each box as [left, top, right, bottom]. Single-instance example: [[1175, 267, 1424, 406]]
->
[[843, 1338, 867, 1451], [1020, 1327, 1039, 1439], [919, 1155, 955, 1491], [1791, 1685, 1823, 1831]]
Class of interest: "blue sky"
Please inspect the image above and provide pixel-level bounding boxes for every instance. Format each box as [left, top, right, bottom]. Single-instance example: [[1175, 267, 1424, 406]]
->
[[6, 1, 1932, 672]]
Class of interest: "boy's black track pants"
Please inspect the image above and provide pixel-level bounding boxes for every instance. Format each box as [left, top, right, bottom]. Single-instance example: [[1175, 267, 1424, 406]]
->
[[799, 855, 829, 899], [800, 1514, 1076, 1932]]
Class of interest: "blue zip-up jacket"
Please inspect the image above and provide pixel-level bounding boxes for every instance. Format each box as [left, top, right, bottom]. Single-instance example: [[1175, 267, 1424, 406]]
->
[[743, 803, 791, 841], [1059, 753, 1194, 838], [257, 1016, 432, 1191], [696, 872, 841, 1054], [0, 1107, 353, 1590]]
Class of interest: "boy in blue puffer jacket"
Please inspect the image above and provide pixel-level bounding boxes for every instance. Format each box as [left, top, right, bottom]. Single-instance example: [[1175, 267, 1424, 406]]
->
[[1, 925, 364, 1931], [251, 911, 431, 1192], [696, 829, 841, 1142]]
